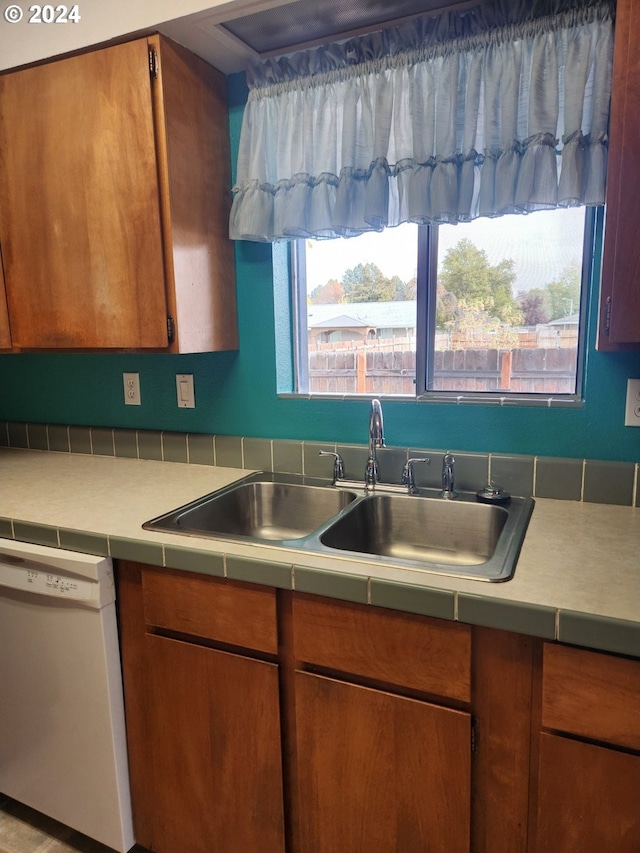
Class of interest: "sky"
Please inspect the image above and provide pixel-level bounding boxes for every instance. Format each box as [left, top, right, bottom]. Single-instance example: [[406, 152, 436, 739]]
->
[[305, 207, 586, 295]]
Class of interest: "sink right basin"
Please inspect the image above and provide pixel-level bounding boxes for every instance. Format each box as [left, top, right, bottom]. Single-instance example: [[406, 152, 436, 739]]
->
[[319, 491, 534, 581]]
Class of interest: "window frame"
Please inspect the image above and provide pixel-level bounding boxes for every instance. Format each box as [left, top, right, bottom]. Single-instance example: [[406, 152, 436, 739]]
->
[[290, 207, 598, 407]]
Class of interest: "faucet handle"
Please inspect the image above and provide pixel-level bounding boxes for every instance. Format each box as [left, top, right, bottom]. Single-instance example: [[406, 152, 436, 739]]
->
[[318, 450, 345, 483], [402, 457, 431, 493]]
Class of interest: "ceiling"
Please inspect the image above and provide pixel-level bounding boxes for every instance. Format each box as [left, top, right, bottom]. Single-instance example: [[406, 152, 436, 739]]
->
[[158, 0, 473, 74]]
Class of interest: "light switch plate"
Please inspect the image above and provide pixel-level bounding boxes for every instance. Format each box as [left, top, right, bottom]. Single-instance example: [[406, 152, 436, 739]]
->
[[123, 373, 141, 406], [624, 378, 640, 427], [176, 374, 195, 408]]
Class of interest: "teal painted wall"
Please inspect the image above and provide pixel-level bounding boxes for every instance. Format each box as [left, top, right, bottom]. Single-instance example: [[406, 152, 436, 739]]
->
[[0, 73, 638, 462]]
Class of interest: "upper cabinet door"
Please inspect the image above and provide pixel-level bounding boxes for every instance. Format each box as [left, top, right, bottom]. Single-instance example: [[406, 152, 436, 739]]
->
[[149, 36, 238, 354], [598, 0, 640, 349], [0, 39, 170, 349]]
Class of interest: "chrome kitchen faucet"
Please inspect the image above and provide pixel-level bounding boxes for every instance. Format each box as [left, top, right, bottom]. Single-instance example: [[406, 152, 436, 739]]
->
[[440, 453, 458, 499], [365, 398, 385, 486], [320, 399, 429, 494]]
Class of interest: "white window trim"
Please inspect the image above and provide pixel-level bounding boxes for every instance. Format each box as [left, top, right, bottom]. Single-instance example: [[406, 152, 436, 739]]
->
[[285, 208, 598, 408]]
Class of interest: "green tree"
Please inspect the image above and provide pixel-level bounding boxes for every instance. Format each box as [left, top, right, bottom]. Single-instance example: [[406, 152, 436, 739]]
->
[[310, 264, 414, 305], [402, 276, 417, 300], [439, 239, 492, 307], [389, 274, 410, 300], [436, 285, 458, 328], [516, 264, 581, 325], [490, 259, 522, 324], [341, 262, 395, 302], [438, 239, 522, 325], [448, 303, 521, 349], [545, 263, 581, 320]]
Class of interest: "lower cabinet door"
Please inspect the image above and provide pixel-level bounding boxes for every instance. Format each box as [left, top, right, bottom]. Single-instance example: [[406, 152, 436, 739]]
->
[[536, 732, 640, 852], [293, 671, 471, 853], [144, 634, 285, 853]]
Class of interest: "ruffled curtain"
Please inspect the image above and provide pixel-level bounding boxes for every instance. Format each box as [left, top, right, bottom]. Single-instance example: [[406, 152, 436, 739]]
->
[[229, 0, 614, 242]]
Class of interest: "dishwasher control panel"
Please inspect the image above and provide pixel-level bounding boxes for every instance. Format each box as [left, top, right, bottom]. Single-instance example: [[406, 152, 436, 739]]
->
[[0, 539, 114, 608], [0, 558, 102, 604]]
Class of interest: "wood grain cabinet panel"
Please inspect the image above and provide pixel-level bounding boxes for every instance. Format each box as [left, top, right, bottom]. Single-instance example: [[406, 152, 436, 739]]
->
[[142, 635, 285, 853], [117, 562, 284, 853], [536, 733, 640, 852], [533, 642, 640, 852], [119, 564, 640, 853], [293, 671, 471, 853], [471, 627, 534, 853], [0, 35, 236, 352], [292, 593, 471, 702], [141, 567, 278, 654], [598, 0, 640, 348], [542, 642, 640, 750]]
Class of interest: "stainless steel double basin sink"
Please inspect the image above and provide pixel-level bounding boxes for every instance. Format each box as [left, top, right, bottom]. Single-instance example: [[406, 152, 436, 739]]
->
[[143, 472, 534, 582]]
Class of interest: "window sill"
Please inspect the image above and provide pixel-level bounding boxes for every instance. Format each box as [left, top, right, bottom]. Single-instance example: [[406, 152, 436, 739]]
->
[[278, 392, 584, 408]]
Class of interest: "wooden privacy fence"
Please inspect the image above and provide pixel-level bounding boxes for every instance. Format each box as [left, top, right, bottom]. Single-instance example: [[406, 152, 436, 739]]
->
[[309, 348, 578, 395]]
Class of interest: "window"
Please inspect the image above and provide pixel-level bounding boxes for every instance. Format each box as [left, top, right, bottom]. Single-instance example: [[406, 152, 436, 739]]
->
[[293, 207, 593, 401]]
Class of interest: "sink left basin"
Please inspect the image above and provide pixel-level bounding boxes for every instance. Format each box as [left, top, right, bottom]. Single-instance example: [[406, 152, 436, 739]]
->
[[143, 472, 358, 543]]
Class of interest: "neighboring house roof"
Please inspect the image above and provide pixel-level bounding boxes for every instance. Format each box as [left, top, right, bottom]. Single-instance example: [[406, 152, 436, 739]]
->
[[308, 301, 416, 329], [310, 313, 371, 329], [546, 313, 580, 327]]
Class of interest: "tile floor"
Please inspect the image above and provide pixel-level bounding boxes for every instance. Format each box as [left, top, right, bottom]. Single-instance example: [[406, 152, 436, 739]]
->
[[0, 797, 146, 853]]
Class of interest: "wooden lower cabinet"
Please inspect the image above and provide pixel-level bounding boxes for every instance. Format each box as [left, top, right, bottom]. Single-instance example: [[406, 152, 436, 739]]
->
[[117, 562, 285, 853], [531, 642, 640, 853], [143, 635, 285, 853], [286, 594, 473, 853], [117, 566, 640, 853], [535, 733, 640, 852], [293, 671, 470, 853]]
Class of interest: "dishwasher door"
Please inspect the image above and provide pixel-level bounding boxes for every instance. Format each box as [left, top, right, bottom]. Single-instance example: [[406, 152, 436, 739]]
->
[[0, 539, 135, 853]]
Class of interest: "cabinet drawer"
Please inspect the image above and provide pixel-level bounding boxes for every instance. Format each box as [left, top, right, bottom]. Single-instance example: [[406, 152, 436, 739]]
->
[[292, 594, 471, 702], [141, 568, 278, 654], [542, 643, 640, 750]]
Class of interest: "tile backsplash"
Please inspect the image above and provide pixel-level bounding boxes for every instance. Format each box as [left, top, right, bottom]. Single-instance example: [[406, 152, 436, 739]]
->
[[1, 420, 638, 507]]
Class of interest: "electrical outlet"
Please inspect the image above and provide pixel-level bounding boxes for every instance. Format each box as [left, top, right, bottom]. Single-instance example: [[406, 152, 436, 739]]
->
[[624, 378, 640, 427], [123, 373, 141, 406]]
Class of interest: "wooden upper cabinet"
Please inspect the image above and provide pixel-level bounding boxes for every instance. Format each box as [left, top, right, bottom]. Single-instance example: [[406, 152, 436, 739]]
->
[[598, 0, 640, 349], [0, 35, 237, 352]]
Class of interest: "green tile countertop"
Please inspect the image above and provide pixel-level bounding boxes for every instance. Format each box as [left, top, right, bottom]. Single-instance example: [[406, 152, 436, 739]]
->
[[1, 448, 638, 658]]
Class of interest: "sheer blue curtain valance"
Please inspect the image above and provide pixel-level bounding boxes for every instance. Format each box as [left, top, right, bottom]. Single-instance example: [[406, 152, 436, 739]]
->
[[229, 0, 614, 242]]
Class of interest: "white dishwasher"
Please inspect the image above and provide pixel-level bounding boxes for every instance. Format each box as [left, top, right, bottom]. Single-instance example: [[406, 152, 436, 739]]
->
[[0, 538, 135, 853]]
